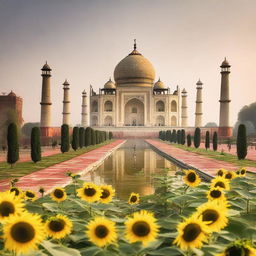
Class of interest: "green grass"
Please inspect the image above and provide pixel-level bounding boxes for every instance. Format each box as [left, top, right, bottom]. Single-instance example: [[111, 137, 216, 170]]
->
[[0, 140, 114, 181], [160, 140, 256, 168]]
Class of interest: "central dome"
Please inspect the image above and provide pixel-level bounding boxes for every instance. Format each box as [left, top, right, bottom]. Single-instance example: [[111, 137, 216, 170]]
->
[[114, 43, 156, 87]]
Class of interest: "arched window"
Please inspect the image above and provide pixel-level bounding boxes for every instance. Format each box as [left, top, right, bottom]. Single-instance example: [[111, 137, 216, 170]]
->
[[92, 116, 98, 126], [156, 100, 165, 112], [171, 116, 177, 126], [132, 107, 137, 113], [92, 101, 98, 112], [171, 100, 177, 112], [104, 101, 113, 112], [104, 116, 113, 126]]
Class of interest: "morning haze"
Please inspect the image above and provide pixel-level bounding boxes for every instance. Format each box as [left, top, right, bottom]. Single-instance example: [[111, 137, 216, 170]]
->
[[0, 0, 255, 126]]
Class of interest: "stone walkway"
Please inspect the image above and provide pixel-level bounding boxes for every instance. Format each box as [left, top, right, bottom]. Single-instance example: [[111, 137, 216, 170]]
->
[[0, 140, 125, 194], [145, 139, 256, 177]]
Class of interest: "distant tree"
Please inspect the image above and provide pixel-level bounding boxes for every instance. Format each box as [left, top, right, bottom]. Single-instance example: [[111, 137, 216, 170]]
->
[[181, 129, 186, 145], [7, 123, 19, 167], [22, 122, 40, 138], [236, 124, 247, 160], [61, 124, 70, 153], [238, 102, 256, 129], [31, 127, 41, 163], [84, 127, 92, 146], [172, 130, 177, 143], [71, 127, 79, 151], [109, 131, 113, 140], [233, 121, 255, 137], [79, 127, 85, 148], [213, 132, 218, 151], [91, 129, 96, 145], [177, 130, 181, 144], [187, 134, 192, 147], [205, 122, 218, 128], [205, 131, 210, 150], [194, 127, 201, 148]]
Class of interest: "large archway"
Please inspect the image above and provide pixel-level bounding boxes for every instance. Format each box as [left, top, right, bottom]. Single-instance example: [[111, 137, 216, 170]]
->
[[124, 98, 144, 126]]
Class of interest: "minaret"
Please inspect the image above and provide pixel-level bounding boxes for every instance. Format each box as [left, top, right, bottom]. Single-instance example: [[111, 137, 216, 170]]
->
[[195, 79, 203, 127], [219, 58, 232, 137], [40, 62, 52, 136], [81, 90, 88, 127], [181, 88, 188, 127], [62, 79, 70, 125]]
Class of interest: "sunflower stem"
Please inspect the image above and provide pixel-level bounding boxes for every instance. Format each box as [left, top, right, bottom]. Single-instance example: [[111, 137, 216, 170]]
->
[[246, 199, 250, 213]]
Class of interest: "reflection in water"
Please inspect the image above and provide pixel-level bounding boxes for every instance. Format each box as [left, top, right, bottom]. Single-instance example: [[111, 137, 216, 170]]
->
[[83, 140, 180, 199]]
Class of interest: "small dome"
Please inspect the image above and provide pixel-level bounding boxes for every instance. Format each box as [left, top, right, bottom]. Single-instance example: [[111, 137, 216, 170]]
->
[[41, 61, 51, 71], [63, 79, 70, 86], [182, 88, 187, 94], [221, 57, 230, 67], [104, 78, 116, 89], [154, 78, 166, 89], [8, 91, 16, 97], [114, 42, 155, 87], [196, 79, 203, 86]]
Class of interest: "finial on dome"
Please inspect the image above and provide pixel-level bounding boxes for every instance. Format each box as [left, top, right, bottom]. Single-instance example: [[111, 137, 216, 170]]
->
[[134, 39, 137, 50]]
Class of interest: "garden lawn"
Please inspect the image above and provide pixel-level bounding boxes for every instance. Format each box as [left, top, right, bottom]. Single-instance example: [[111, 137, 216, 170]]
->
[[0, 140, 114, 181]]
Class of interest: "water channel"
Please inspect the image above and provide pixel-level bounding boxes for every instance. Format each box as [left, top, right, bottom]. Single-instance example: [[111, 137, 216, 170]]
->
[[82, 139, 181, 199]]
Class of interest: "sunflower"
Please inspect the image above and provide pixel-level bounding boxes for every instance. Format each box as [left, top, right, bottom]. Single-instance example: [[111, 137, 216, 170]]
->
[[210, 176, 230, 191], [125, 210, 159, 246], [216, 168, 226, 177], [183, 170, 201, 187], [3, 212, 45, 255], [224, 171, 236, 180], [237, 167, 247, 177], [194, 201, 228, 232], [50, 187, 67, 203], [217, 242, 256, 256], [24, 190, 37, 201], [45, 214, 72, 239], [77, 183, 102, 203], [128, 192, 140, 205], [207, 188, 226, 203], [173, 215, 210, 250], [9, 187, 22, 198], [86, 217, 117, 247], [0, 191, 24, 223], [99, 185, 115, 204]]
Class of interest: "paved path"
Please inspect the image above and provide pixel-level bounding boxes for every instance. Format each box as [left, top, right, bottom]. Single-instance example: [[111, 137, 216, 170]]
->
[[145, 139, 256, 177], [0, 147, 60, 163], [0, 140, 125, 194]]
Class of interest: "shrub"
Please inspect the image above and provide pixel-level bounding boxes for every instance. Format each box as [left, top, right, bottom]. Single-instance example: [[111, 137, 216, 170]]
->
[[194, 127, 201, 148], [109, 131, 113, 140], [205, 131, 210, 150], [181, 129, 186, 145], [236, 124, 247, 160], [84, 127, 92, 147], [213, 131, 218, 151], [31, 127, 41, 163], [172, 130, 177, 143], [91, 129, 96, 145], [61, 124, 70, 153], [177, 130, 181, 144], [79, 127, 85, 148], [7, 123, 19, 167], [71, 127, 79, 151], [187, 134, 192, 147]]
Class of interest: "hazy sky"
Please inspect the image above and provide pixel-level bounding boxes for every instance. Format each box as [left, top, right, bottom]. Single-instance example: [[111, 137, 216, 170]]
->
[[0, 0, 256, 127]]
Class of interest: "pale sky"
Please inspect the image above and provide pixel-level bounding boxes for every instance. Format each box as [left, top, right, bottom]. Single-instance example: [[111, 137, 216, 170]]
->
[[0, 0, 256, 127]]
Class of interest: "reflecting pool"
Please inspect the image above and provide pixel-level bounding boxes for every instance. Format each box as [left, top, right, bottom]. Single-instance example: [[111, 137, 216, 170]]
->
[[82, 139, 181, 199]]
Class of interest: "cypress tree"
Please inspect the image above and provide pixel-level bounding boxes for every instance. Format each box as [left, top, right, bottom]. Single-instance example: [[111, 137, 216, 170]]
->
[[177, 130, 181, 144], [187, 134, 192, 147], [7, 123, 19, 167], [205, 131, 210, 150], [162, 131, 166, 141], [109, 132, 113, 140], [166, 130, 171, 142], [79, 127, 85, 148], [84, 127, 92, 146], [159, 131, 162, 139], [31, 127, 41, 163], [95, 130, 100, 144], [91, 129, 96, 145], [61, 124, 70, 153], [213, 131, 218, 151], [236, 124, 247, 160], [194, 127, 201, 148], [172, 130, 177, 143], [181, 129, 186, 145], [71, 127, 79, 151]]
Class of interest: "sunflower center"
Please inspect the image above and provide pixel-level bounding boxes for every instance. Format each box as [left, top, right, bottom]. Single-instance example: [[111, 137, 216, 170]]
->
[[101, 189, 110, 199], [202, 209, 219, 224], [182, 223, 201, 242], [130, 195, 138, 203], [10, 188, 20, 196], [84, 188, 96, 197], [241, 170, 245, 175], [214, 181, 225, 189], [225, 173, 232, 179], [95, 225, 109, 238], [49, 219, 65, 232], [226, 246, 245, 256], [11, 222, 35, 243], [0, 201, 15, 217], [210, 190, 221, 198], [187, 172, 196, 182], [132, 221, 151, 237], [26, 191, 35, 198], [236, 170, 240, 175], [53, 189, 64, 198], [218, 170, 224, 176]]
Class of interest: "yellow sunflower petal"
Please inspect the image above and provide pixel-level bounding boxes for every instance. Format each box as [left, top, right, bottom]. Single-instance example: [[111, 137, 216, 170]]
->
[[128, 192, 140, 205], [99, 185, 115, 204], [210, 176, 230, 191]]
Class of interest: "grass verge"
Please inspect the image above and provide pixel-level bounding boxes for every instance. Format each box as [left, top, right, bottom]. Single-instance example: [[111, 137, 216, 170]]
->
[[0, 140, 114, 181]]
